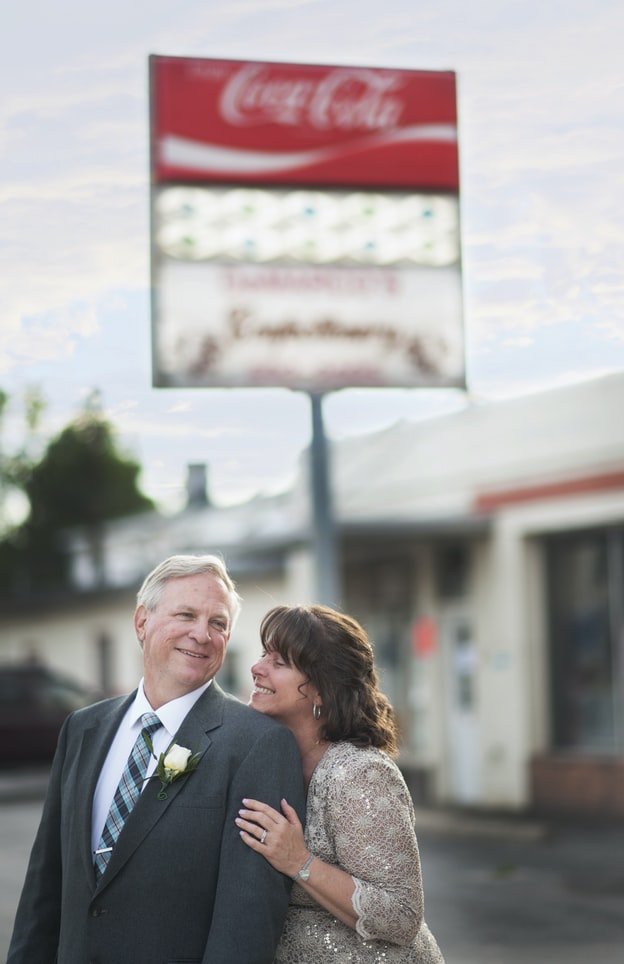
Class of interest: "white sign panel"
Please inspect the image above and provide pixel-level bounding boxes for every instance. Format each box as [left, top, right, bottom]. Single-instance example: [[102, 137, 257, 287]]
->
[[152, 185, 464, 389]]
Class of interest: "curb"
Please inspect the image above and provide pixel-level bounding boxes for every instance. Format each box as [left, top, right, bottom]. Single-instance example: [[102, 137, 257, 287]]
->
[[413, 806, 548, 841], [0, 773, 547, 843]]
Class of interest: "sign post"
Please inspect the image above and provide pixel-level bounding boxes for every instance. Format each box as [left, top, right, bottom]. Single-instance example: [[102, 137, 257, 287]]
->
[[309, 393, 340, 605]]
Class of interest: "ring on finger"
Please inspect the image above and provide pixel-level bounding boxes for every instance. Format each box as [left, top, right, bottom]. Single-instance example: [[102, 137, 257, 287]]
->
[[260, 829, 268, 844]]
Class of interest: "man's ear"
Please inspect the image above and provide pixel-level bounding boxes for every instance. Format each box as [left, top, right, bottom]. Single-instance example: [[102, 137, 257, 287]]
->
[[134, 605, 147, 647]]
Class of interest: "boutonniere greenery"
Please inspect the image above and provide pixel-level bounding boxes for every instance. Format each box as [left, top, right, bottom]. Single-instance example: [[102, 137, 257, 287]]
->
[[144, 736, 203, 800]]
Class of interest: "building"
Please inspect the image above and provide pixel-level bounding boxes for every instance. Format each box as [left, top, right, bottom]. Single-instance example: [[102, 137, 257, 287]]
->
[[1, 373, 623, 816]]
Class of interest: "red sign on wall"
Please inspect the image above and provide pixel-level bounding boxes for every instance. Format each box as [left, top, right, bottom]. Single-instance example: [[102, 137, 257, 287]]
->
[[412, 617, 438, 657], [150, 56, 458, 191]]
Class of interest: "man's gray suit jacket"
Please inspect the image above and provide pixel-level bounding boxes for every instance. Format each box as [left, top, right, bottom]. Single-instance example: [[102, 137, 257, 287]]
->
[[8, 681, 305, 964]]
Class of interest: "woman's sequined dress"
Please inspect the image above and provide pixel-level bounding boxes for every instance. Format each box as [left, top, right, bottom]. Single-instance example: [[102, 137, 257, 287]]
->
[[274, 742, 445, 963]]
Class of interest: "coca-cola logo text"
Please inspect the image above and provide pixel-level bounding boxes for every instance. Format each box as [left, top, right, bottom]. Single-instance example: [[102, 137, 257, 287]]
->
[[220, 64, 405, 131]]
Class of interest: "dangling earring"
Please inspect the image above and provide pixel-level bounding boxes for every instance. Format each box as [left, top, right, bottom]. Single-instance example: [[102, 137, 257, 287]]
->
[[312, 703, 321, 721]]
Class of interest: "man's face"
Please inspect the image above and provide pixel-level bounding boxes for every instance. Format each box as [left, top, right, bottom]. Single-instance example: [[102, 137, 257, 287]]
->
[[135, 572, 233, 708]]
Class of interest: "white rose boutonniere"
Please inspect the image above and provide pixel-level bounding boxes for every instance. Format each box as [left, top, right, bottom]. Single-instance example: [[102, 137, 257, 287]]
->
[[144, 735, 203, 800], [165, 744, 192, 771]]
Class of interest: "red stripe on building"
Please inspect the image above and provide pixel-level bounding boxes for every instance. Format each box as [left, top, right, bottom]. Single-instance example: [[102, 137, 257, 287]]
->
[[474, 470, 624, 512]]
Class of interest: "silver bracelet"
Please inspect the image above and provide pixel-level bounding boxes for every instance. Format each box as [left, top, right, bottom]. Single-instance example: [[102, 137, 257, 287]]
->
[[292, 853, 314, 881]]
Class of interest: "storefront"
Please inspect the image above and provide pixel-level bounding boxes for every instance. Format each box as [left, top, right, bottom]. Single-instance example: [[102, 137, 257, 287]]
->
[[533, 524, 624, 815]]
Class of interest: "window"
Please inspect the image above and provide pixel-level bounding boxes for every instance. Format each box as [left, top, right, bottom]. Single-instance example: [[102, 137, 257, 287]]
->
[[435, 543, 469, 600], [344, 556, 413, 710], [547, 528, 624, 754]]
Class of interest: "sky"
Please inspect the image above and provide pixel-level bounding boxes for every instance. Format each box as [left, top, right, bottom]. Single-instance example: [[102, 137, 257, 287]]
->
[[2, 0, 624, 512]]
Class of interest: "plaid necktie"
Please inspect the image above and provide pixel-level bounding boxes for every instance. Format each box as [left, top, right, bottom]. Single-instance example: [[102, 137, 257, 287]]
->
[[94, 712, 162, 878]]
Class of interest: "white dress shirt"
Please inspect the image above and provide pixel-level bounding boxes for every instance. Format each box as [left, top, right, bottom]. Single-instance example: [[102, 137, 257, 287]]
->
[[91, 678, 211, 855]]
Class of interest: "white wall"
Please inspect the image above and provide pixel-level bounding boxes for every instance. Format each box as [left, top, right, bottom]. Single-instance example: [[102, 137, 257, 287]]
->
[[478, 523, 532, 807], [225, 571, 289, 700], [0, 592, 142, 694]]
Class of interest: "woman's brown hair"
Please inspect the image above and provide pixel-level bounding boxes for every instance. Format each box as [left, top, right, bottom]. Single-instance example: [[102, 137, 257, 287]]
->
[[259, 604, 398, 756]]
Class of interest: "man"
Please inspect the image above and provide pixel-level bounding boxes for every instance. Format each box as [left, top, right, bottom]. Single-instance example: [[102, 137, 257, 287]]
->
[[8, 554, 305, 964]]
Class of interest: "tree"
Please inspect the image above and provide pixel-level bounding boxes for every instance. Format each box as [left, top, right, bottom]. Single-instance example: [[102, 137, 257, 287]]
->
[[0, 386, 46, 534], [0, 398, 154, 597]]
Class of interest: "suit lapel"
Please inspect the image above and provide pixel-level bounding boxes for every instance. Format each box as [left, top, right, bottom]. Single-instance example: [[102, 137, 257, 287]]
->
[[95, 683, 225, 893]]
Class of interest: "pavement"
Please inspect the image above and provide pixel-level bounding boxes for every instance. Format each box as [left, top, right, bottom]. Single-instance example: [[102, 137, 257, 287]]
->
[[2, 768, 624, 964]]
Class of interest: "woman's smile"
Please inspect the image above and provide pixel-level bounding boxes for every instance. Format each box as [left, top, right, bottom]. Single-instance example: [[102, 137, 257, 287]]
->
[[252, 679, 275, 695]]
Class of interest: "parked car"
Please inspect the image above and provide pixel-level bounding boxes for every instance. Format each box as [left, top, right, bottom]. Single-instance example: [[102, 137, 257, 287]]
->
[[0, 663, 102, 767]]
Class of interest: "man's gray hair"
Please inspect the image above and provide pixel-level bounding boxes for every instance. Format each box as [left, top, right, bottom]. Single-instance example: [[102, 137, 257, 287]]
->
[[137, 554, 242, 627]]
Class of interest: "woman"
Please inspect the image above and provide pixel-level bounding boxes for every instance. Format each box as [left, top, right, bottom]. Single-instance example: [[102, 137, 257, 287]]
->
[[236, 604, 445, 963]]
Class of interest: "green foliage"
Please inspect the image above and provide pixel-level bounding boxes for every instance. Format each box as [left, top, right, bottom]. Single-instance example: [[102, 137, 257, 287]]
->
[[0, 386, 46, 498], [25, 414, 153, 529], [0, 394, 154, 598]]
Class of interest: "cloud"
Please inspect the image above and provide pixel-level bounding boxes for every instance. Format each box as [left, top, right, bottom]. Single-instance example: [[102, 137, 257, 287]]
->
[[597, 319, 624, 343], [0, 303, 99, 374], [2, 0, 624, 506]]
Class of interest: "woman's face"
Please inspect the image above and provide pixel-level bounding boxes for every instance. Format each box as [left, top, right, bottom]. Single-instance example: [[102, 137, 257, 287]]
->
[[249, 648, 319, 729]]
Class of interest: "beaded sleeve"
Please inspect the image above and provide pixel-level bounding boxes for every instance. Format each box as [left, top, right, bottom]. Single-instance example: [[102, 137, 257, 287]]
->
[[320, 744, 425, 945]]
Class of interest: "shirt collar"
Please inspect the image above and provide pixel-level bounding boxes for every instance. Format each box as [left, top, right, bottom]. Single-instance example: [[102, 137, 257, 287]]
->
[[130, 679, 213, 738]]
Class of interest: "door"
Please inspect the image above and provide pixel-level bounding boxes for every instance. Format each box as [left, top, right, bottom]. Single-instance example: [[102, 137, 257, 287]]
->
[[441, 605, 480, 804]]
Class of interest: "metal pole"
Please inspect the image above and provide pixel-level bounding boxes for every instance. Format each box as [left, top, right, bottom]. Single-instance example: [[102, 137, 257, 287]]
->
[[308, 392, 341, 606]]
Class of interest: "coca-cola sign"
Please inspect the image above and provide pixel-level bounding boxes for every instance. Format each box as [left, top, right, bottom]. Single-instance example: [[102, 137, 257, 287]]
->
[[220, 63, 404, 131], [150, 55, 458, 189]]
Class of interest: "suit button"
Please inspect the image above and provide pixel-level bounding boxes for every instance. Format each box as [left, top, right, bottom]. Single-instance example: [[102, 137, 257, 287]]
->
[[91, 906, 105, 917]]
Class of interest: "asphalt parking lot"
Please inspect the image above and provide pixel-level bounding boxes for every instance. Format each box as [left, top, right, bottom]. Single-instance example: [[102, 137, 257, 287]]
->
[[2, 771, 624, 963]]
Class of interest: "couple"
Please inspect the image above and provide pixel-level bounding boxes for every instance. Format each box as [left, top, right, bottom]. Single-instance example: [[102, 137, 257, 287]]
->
[[9, 554, 444, 964]]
